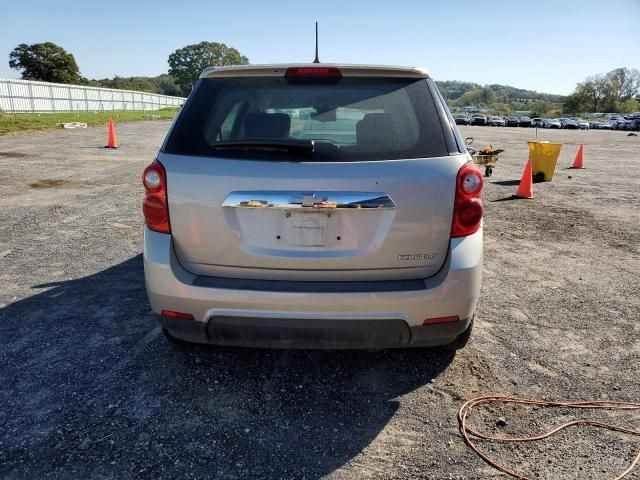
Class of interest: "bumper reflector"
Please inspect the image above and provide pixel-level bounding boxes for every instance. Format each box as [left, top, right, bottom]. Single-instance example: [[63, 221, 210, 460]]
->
[[161, 310, 195, 320], [423, 315, 460, 325]]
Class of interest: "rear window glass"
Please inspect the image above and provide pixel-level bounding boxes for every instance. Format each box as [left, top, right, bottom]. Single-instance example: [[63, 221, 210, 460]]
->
[[163, 76, 448, 161]]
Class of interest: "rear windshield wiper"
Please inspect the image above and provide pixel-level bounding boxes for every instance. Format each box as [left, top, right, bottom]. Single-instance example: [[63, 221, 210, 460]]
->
[[210, 139, 315, 155]]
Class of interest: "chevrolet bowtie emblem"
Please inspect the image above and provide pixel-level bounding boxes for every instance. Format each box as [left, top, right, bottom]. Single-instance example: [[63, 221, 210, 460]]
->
[[302, 193, 316, 207], [295, 193, 328, 207]]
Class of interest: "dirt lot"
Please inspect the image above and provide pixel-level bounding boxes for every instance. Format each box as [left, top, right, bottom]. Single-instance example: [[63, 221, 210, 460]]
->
[[0, 123, 638, 479]]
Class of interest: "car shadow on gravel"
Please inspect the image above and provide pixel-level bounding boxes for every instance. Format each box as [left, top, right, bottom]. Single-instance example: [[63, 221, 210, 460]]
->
[[491, 179, 521, 186], [0, 255, 454, 479], [491, 195, 523, 202]]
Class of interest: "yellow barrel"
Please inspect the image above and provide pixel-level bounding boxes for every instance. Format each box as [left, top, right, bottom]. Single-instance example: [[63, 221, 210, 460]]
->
[[528, 141, 562, 182]]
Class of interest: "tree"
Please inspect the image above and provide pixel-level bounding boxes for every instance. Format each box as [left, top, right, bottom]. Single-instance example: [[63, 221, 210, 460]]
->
[[562, 94, 583, 114], [478, 87, 496, 105], [563, 74, 608, 113], [157, 75, 180, 96], [581, 74, 609, 111], [529, 100, 553, 117], [605, 67, 640, 101], [9, 42, 84, 84], [88, 76, 160, 93], [168, 42, 249, 95], [84, 74, 182, 96], [435, 81, 480, 101], [615, 98, 639, 114], [563, 67, 640, 113]]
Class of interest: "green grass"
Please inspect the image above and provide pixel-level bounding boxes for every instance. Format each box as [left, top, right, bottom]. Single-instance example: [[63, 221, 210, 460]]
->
[[0, 108, 180, 135]]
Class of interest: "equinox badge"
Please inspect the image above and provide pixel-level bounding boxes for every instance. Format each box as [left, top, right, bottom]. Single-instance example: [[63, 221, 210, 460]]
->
[[398, 253, 438, 261]]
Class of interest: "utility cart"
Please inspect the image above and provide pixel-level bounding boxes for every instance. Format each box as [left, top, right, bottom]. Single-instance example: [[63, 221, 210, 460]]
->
[[465, 137, 504, 177]]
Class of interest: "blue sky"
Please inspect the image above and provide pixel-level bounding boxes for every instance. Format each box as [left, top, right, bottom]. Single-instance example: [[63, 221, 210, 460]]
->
[[1, 0, 638, 95]]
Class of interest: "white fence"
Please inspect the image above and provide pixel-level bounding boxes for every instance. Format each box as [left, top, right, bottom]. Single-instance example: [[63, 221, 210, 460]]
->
[[0, 78, 186, 113]]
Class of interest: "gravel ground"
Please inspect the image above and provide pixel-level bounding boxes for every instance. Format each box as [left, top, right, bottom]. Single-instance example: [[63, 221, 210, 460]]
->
[[0, 122, 638, 479]]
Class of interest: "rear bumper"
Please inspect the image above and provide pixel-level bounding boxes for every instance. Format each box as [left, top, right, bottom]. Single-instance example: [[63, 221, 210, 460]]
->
[[144, 226, 482, 349], [158, 314, 472, 349]]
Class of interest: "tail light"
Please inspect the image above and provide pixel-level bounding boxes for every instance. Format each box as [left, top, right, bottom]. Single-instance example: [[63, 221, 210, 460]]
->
[[423, 315, 460, 325], [451, 163, 483, 238], [161, 309, 194, 320], [142, 160, 170, 233]]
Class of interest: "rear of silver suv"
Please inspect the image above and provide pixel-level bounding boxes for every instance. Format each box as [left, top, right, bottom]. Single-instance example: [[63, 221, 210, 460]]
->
[[143, 64, 483, 349]]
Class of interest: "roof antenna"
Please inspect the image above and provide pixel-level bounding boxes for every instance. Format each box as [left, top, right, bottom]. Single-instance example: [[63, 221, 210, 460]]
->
[[313, 21, 320, 63]]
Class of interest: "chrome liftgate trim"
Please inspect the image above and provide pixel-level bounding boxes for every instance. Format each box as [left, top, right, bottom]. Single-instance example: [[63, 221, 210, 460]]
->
[[222, 191, 397, 211]]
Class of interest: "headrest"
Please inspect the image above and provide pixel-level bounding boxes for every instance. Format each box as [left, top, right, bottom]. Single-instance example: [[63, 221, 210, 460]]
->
[[244, 112, 291, 139], [356, 113, 399, 151]]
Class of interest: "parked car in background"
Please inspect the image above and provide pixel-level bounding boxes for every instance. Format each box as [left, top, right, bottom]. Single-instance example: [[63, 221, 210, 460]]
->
[[532, 118, 543, 127], [505, 116, 519, 127], [589, 121, 601, 129], [627, 118, 640, 131], [470, 114, 487, 126], [614, 118, 630, 130], [599, 121, 613, 130], [143, 63, 482, 350], [558, 117, 570, 127], [563, 119, 579, 129], [488, 116, 505, 127], [455, 114, 470, 125], [578, 120, 590, 130], [519, 116, 533, 127], [542, 119, 562, 129]]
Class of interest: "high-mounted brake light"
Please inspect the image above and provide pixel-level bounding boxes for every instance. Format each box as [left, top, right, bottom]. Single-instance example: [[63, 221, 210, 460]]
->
[[142, 160, 170, 233], [451, 163, 483, 238], [285, 67, 342, 77], [284, 67, 342, 84]]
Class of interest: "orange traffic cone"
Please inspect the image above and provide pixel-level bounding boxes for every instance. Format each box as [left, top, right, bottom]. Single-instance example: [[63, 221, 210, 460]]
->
[[105, 118, 118, 149], [514, 159, 534, 199], [570, 144, 584, 169]]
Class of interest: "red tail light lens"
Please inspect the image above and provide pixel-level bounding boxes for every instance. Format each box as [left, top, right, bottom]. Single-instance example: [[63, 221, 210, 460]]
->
[[451, 163, 483, 238], [142, 160, 170, 233], [161, 309, 194, 320], [423, 315, 460, 325]]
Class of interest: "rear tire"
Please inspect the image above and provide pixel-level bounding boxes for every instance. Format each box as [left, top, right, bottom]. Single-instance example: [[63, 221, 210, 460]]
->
[[450, 317, 474, 350], [162, 328, 193, 347]]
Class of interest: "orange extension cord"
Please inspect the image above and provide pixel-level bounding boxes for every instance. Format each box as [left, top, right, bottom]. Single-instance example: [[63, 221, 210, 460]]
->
[[458, 396, 640, 480]]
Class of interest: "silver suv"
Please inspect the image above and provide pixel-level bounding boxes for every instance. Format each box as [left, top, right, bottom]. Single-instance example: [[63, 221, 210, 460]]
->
[[143, 64, 483, 349]]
